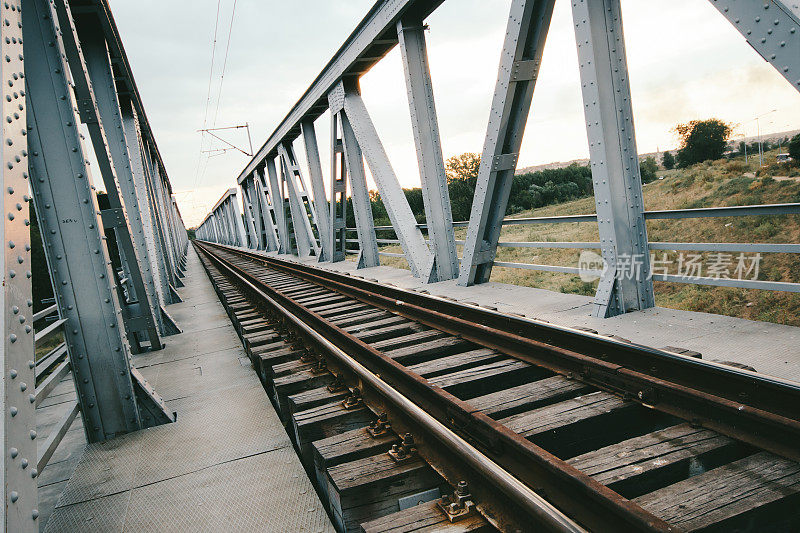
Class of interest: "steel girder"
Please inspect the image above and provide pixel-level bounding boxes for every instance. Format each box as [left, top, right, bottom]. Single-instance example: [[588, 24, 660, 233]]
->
[[301, 119, 331, 261], [25, 0, 173, 445], [277, 143, 320, 258], [254, 166, 280, 251], [458, 0, 555, 286], [265, 156, 291, 254], [1, 1, 38, 528], [53, 1, 164, 352], [329, 85, 380, 269], [397, 16, 459, 282], [339, 81, 434, 279], [707, 0, 800, 94], [571, 0, 654, 317]]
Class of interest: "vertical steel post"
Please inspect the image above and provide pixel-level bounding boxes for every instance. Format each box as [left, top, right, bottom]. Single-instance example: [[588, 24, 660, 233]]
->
[[265, 156, 290, 253], [301, 119, 331, 261], [278, 142, 319, 257], [328, 112, 348, 263], [53, 0, 164, 351], [329, 83, 379, 269], [78, 20, 165, 334], [241, 179, 262, 249], [2, 1, 38, 528], [397, 17, 459, 281], [254, 167, 280, 251], [458, 0, 555, 286], [571, 0, 653, 317], [341, 84, 433, 279], [121, 99, 170, 320]]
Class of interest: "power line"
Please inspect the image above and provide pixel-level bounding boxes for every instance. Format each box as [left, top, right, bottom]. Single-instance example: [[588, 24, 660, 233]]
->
[[192, 0, 223, 192], [212, 0, 237, 128]]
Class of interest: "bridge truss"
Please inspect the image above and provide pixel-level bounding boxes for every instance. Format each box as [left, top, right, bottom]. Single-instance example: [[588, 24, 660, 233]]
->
[[199, 0, 800, 318], [2, 0, 188, 529]]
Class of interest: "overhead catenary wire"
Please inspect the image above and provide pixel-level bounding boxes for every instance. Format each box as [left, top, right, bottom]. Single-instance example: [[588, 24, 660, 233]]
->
[[191, 0, 222, 192]]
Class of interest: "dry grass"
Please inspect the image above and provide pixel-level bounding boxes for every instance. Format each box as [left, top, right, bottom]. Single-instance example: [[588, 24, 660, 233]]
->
[[379, 148, 800, 326]]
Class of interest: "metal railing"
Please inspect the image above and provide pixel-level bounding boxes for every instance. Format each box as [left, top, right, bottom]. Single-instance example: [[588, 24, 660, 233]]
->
[[32, 304, 78, 473], [346, 201, 800, 293]]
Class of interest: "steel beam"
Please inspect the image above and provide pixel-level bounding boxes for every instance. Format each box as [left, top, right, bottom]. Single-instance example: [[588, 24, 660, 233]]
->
[[571, 0, 654, 317], [265, 157, 290, 253], [301, 119, 331, 261], [328, 112, 349, 262], [121, 99, 172, 322], [254, 167, 280, 251], [54, 0, 164, 352], [330, 84, 380, 268], [241, 180, 261, 249], [278, 143, 320, 257], [26, 0, 172, 443], [458, 0, 555, 286], [1, 1, 38, 528], [341, 83, 433, 278], [397, 16, 459, 281], [707, 1, 800, 94], [78, 18, 166, 335], [237, 0, 445, 185]]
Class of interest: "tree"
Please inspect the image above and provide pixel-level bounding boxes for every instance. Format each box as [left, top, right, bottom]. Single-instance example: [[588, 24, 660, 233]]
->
[[673, 118, 732, 168], [445, 153, 481, 221], [661, 150, 675, 170], [639, 156, 658, 183], [789, 133, 800, 162]]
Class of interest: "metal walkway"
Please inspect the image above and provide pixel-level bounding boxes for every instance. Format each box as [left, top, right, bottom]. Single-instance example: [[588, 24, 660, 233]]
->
[[42, 249, 333, 532]]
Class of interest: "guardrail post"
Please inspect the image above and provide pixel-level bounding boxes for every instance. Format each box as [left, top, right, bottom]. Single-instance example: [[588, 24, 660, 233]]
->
[[458, 0, 556, 286], [301, 119, 331, 261], [2, 2, 38, 528], [571, 0, 654, 317], [278, 142, 320, 257], [329, 83, 379, 269], [26, 0, 173, 443], [339, 82, 433, 278], [397, 16, 459, 282]]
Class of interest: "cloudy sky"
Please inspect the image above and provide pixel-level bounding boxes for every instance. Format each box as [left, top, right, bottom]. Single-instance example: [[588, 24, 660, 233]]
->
[[109, 0, 800, 227]]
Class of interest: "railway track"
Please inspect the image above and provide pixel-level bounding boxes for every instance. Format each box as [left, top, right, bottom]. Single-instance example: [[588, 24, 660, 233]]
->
[[193, 240, 800, 532]]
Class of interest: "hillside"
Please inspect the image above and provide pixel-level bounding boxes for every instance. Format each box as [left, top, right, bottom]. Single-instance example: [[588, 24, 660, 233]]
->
[[379, 148, 800, 326]]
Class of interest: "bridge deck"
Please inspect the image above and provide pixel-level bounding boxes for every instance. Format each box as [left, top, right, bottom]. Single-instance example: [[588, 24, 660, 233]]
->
[[41, 249, 333, 532], [288, 254, 800, 383]]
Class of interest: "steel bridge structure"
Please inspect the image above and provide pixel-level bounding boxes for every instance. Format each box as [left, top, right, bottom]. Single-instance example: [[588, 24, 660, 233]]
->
[[3, 0, 800, 531]]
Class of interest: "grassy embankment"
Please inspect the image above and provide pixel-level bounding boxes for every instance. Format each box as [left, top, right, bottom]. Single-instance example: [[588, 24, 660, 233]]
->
[[378, 148, 800, 326]]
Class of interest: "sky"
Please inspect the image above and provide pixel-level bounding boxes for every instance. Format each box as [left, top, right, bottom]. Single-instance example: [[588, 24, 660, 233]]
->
[[108, 0, 800, 227]]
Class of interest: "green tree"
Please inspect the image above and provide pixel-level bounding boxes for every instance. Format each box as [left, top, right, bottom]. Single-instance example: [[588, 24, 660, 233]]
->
[[639, 156, 658, 183], [673, 118, 732, 168], [661, 150, 675, 170], [788, 133, 800, 162], [445, 153, 481, 221]]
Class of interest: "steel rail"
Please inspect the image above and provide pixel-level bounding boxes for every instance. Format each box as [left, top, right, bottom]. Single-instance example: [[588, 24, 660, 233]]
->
[[195, 241, 674, 532], [201, 242, 800, 463]]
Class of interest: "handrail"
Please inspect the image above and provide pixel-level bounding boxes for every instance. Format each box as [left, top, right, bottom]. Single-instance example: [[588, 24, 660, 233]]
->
[[32, 303, 58, 323], [37, 401, 80, 473]]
